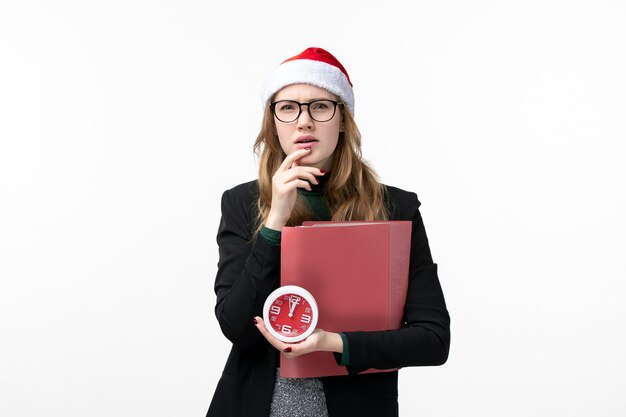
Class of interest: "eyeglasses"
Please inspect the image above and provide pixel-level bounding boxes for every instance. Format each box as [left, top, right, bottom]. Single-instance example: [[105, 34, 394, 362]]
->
[[270, 99, 341, 123]]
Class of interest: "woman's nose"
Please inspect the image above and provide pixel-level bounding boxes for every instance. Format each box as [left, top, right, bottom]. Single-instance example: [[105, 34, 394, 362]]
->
[[296, 105, 313, 128]]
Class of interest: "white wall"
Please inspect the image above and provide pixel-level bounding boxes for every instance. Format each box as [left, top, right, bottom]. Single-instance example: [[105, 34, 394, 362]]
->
[[1, 1, 624, 416]]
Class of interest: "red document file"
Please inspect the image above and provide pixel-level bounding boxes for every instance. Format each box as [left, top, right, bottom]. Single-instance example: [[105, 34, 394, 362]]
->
[[279, 220, 412, 378]]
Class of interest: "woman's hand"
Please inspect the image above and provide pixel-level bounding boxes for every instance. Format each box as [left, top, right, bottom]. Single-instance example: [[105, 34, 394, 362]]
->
[[253, 316, 343, 359], [265, 148, 325, 231]]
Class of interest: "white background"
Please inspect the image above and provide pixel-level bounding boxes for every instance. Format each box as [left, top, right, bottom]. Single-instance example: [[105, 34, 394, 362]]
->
[[1, 1, 625, 416]]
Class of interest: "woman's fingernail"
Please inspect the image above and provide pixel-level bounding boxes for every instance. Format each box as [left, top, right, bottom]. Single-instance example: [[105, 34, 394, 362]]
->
[[320, 169, 327, 174], [283, 347, 292, 353], [253, 318, 257, 324], [305, 147, 311, 151]]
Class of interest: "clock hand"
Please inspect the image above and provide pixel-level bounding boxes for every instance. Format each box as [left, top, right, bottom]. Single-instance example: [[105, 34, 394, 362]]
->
[[288, 295, 297, 317]]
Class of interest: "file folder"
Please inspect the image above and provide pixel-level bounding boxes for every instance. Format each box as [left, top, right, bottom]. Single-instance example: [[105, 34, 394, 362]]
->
[[279, 220, 412, 378]]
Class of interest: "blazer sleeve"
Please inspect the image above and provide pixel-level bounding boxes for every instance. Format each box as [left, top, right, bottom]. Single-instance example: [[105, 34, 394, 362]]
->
[[336, 191, 451, 375], [213, 187, 281, 349]]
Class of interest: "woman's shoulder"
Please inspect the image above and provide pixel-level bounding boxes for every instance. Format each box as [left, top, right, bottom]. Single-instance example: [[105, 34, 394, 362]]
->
[[222, 179, 259, 199], [219, 179, 259, 216], [382, 183, 422, 220]]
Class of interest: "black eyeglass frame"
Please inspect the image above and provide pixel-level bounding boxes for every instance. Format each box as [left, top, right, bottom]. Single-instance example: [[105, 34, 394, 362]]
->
[[270, 99, 342, 123]]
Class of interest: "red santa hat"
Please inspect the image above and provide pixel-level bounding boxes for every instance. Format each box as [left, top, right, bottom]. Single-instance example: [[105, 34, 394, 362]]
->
[[260, 47, 355, 114]]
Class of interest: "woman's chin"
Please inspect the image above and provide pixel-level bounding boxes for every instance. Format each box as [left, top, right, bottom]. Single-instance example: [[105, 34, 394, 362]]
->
[[297, 155, 319, 166], [292, 151, 331, 170]]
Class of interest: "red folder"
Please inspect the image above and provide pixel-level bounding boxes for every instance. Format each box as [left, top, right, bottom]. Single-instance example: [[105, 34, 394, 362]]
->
[[279, 220, 412, 378]]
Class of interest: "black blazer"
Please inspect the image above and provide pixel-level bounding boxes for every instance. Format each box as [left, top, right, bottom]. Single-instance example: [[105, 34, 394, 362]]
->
[[206, 180, 450, 417]]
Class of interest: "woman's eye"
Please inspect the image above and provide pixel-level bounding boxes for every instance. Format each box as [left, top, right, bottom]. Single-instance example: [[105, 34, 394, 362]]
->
[[280, 104, 295, 111], [312, 102, 329, 110]]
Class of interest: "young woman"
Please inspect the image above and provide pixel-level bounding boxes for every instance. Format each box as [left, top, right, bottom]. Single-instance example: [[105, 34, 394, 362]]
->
[[206, 47, 450, 417]]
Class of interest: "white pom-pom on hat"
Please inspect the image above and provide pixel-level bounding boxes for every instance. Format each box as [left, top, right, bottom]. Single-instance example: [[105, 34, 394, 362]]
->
[[260, 47, 355, 115]]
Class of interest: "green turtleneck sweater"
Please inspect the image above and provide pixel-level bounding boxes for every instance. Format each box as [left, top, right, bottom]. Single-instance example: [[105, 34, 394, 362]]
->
[[259, 174, 350, 366]]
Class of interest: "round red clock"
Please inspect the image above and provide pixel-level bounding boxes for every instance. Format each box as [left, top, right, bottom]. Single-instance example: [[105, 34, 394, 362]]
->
[[263, 285, 319, 343]]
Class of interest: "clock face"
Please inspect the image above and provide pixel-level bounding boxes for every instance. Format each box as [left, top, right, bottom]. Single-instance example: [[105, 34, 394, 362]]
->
[[263, 285, 319, 343]]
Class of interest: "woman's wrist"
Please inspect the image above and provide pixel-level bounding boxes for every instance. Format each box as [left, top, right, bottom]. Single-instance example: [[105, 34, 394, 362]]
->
[[265, 212, 287, 231], [321, 331, 344, 353]]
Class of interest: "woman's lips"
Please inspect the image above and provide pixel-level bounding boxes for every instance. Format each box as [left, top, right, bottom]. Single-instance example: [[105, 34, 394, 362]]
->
[[295, 141, 319, 149], [296, 135, 317, 143], [295, 135, 319, 150]]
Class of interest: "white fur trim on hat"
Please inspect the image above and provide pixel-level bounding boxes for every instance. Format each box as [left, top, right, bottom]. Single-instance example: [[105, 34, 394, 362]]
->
[[261, 59, 355, 114]]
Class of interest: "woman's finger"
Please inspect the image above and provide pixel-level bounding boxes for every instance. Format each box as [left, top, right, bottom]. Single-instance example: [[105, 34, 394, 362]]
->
[[254, 316, 308, 358], [254, 316, 288, 351], [276, 148, 311, 173], [254, 317, 327, 359], [279, 178, 315, 193], [277, 167, 320, 186]]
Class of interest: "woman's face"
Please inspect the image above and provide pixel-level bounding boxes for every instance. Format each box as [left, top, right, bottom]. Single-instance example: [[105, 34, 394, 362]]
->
[[273, 84, 343, 171]]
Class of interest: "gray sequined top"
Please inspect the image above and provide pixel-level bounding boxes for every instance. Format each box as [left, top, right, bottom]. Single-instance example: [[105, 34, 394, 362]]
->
[[269, 368, 328, 417]]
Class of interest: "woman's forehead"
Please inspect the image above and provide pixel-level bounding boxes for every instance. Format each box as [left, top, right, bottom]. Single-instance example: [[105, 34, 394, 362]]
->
[[274, 84, 336, 101]]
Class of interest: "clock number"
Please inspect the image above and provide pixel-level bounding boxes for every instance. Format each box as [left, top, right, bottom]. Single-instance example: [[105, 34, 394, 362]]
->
[[270, 305, 281, 315], [280, 324, 292, 334], [300, 314, 311, 324]]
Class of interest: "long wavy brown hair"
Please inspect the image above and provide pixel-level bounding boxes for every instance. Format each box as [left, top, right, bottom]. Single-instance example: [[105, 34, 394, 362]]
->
[[252, 96, 390, 236]]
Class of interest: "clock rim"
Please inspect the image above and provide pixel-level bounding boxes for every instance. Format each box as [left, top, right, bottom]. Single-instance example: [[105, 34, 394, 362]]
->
[[262, 285, 319, 343]]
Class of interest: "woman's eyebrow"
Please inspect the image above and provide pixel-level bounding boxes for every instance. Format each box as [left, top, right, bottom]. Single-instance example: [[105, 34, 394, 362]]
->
[[276, 97, 334, 102]]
